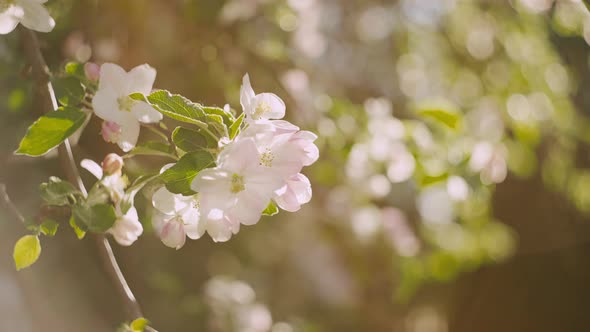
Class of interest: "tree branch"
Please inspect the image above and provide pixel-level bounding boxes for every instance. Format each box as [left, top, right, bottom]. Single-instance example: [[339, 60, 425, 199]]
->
[[0, 183, 26, 225], [18, 26, 145, 322]]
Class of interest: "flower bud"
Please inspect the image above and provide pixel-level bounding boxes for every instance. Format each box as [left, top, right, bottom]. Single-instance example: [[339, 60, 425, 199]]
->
[[84, 62, 100, 81], [102, 153, 124, 175]]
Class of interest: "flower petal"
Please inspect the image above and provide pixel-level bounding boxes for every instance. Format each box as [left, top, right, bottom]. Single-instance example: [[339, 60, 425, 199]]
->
[[127, 64, 156, 95], [152, 187, 178, 215], [191, 168, 231, 194], [158, 220, 186, 249], [0, 10, 20, 34], [92, 87, 124, 123], [116, 114, 140, 152], [240, 73, 255, 114], [80, 159, 103, 179], [131, 101, 162, 123], [109, 207, 143, 246], [19, 1, 54, 33], [252, 93, 285, 120], [99, 63, 128, 93]]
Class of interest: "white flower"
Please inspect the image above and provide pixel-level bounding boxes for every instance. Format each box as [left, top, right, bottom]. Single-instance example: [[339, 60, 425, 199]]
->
[[92, 63, 163, 152], [151, 187, 203, 249], [191, 138, 284, 240], [108, 206, 143, 246], [273, 173, 312, 212], [240, 74, 286, 121], [0, 0, 55, 34]]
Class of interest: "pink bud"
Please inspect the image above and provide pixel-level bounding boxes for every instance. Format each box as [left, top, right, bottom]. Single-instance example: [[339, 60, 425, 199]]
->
[[101, 121, 121, 143], [84, 62, 100, 81], [101, 153, 124, 175]]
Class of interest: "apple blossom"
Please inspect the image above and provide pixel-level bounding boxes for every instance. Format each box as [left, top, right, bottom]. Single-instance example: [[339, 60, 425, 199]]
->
[[273, 173, 312, 212], [240, 74, 286, 121], [108, 206, 143, 246], [191, 138, 284, 239], [92, 63, 163, 152], [0, 0, 55, 34], [151, 187, 203, 249], [80, 158, 128, 204]]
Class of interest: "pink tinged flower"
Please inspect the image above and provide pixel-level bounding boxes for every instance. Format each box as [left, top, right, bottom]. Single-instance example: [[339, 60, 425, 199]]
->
[[101, 153, 124, 176], [288, 130, 319, 167], [92, 63, 163, 152], [151, 187, 203, 249], [0, 0, 55, 35], [240, 74, 286, 121], [108, 206, 143, 246], [192, 138, 284, 235], [80, 158, 128, 203], [84, 62, 101, 81], [274, 173, 312, 212]]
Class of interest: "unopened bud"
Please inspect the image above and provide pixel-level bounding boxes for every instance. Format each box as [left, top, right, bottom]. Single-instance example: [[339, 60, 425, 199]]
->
[[84, 62, 100, 81], [102, 153, 124, 175]]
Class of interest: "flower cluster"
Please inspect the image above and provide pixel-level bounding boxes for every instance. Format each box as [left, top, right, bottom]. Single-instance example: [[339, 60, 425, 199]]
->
[[154, 75, 318, 246], [86, 65, 318, 248]]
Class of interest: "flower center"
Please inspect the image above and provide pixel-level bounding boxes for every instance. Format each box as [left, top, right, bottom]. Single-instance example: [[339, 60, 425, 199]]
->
[[230, 173, 245, 193], [117, 96, 136, 112], [253, 101, 271, 119], [0, 0, 14, 12], [260, 148, 274, 167]]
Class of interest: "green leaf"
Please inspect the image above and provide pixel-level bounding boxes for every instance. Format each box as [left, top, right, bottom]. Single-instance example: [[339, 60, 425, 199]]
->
[[65, 62, 86, 79], [72, 203, 117, 233], [16, 107, 87, 156], [120, 174, 159, 214], [207, 114, 229, 138], [130, 317, 150, 332], [203, 106, 235, 126], [127, 141, 177, 159], [53, 77, 85, 106], [171, 127, 217, 153], [13, 235, 41, 271], [69, 215, 86, 239], [40, 219, 59, 237], [229, 113, 244, 140], [262, 201, 279, 216], [132, 90, 208, 127], [160, 151, 215, 195], [414, 100, 461, 130], [39, 176, 81, 206]]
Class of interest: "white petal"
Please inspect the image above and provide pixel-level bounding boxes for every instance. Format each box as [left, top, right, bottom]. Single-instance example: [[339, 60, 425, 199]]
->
[[99, 63, 128, 93], [229, 191, 267, 225], [158, 221, 186, 249], [219, 138, 260, 174], [80, 159, 103, 179], [92, 87, 123, 123], [18, 1, 54, 33], [109, 207, 143, 246], [127, 64, 156, 95], [183, 209, 204, 240], [131, 101, 162, 123], [0, 11, 20, 35], [191, 168, 231, 194], [116, 114, 140, 152], [151, 187, 177, 215], [273, 173, 311, 212], [240, 73, 255, 114], [252, 93, 285, 120], [205, 218, 234, 242]]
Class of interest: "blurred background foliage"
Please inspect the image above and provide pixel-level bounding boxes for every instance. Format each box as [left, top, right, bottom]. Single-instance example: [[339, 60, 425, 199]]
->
[[3, 0, 590, 331]]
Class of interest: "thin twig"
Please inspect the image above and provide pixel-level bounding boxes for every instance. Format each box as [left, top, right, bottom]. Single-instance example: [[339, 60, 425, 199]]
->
[[19, 26, 145, 321], [0, 183, 26, 224]]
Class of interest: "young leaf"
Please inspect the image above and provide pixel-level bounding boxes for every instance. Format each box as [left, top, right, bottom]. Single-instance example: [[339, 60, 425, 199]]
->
[[40, 176, 81, 206], [127, 141, 177, 159], [171, 127, 217, 153], [160, 151, 215, 195], [130, 317, 150, 332], [64, 62, 86, 79], [203, 106, 235, 126], [13, 235, 41, 271], [72, 203, 117, 233], [52, 77, 85, 106], [40, 219, 59, 236], [16, 107, 87, 156], [69, 215, 86, 239], [132, 90, 208, 127], [262, 201, 279, 216], [229, 113, 244, 140]]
